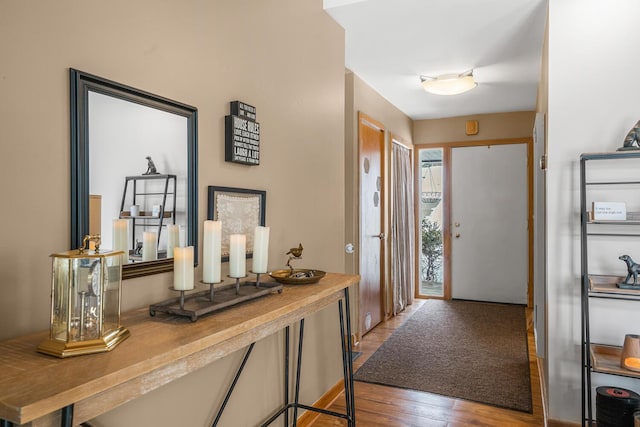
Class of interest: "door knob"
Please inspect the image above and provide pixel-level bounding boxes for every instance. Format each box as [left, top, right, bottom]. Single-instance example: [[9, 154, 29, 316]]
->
[[373, 233, 385, 240], [455, 233, 461, 239]]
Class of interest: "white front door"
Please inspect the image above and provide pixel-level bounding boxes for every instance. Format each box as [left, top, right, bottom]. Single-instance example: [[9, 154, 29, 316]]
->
[[451, 143, 528, 304]]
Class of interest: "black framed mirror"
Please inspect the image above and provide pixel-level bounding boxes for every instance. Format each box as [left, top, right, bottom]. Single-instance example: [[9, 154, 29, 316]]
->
[[70, 69, 198, 279]]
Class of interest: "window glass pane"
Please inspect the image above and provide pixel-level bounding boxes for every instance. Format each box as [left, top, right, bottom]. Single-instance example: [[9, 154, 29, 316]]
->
[[419, 148, 444, 297]]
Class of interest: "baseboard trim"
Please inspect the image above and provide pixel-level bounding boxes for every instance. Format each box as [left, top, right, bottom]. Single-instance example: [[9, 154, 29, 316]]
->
[[536, 357, 577, 427], [296, 380, 344, 427], [537, 356, 548, 426], [547, 419, 580, 427]]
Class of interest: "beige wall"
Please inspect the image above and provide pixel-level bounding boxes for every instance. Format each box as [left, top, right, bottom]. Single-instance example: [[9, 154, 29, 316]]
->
[[344, 71, 413, 326], [413, 111, 536, 144], [0, 1, 347, 425]]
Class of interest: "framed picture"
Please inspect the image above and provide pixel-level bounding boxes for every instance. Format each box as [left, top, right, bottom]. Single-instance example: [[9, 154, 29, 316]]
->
[[207, 186, 266, 261]]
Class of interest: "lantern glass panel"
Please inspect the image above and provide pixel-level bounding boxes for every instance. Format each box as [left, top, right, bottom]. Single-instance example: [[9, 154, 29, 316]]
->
[[72, 257, 103, 341], [51, 258, 70, 341], [103, 257, 122, 335]]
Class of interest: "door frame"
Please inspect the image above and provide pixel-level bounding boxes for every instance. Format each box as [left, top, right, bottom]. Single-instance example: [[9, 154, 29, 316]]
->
[[414, 137, 534, 307]]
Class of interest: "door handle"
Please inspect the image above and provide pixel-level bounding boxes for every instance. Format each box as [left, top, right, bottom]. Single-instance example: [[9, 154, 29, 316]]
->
[[373, 233, 385, 240], [455, 233, 461, 239]]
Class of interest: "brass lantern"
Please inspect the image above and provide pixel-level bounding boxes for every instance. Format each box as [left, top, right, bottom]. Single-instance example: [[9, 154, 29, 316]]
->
[[38, 235, 130, 358]]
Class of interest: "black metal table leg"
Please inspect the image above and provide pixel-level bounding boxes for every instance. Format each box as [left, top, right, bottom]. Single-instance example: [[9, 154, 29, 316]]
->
[[260, 287, 356, 427], [285, 291, 356, 426], [284, 325, 290, 427], [292, 319, 305, 426], [343, 288, 356, 426], [61, 404, 73, 427], [338, 299, 353, 424], [212, 343, 256, 427], [259, 327, 293, 427]]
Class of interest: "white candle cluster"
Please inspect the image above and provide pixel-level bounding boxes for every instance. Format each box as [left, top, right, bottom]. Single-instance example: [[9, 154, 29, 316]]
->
[[206, 223, 270, 280], [112, 217, 270, 291]]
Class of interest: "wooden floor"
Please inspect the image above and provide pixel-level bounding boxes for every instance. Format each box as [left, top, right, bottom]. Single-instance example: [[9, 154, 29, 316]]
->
[[310, 299, 545, 427]]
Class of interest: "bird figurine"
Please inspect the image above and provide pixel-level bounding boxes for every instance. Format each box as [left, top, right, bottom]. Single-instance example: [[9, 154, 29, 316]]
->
[[285, 243, 304, 272], [286, 243, 304, 258]]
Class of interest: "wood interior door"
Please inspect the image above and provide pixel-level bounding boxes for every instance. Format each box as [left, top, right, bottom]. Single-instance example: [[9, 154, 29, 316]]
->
[[358, 113, 385, 336]]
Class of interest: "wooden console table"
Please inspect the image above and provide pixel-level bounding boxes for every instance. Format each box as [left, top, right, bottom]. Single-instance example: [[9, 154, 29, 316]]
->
[[0, 273, 359, 427]]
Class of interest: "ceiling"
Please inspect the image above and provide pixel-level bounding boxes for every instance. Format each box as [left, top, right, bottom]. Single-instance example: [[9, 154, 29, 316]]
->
[[323, 0, 548, 120]]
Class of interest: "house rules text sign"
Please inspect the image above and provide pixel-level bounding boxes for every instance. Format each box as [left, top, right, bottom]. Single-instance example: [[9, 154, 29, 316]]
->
[[225, 101, 260, 165]]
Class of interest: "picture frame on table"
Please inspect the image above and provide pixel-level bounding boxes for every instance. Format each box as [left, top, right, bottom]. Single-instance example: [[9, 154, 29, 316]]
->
[[207, 186, 266, 261]]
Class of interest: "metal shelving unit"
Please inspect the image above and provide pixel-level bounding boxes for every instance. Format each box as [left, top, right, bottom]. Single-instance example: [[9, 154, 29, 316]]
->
[[119, 174, 177, 249], [580, 151, 640, 426]]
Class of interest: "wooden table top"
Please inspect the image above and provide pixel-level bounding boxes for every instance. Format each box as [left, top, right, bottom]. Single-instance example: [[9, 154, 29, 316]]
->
[[0, 273, 359, 425]]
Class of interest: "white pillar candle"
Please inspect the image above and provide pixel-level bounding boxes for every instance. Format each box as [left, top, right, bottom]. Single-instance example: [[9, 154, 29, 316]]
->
[[203, 220, 222, 283], [142, 231, 157, 262], [166, 224, 180, 258], [229, 234, 246, 278], [252, 226, 270, 273], [112, 219, 129, 263], [173, 246, 194, 290]]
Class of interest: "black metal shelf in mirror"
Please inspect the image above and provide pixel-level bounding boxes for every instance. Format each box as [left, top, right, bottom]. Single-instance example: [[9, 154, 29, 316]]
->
[[70, 69, 198, 279]]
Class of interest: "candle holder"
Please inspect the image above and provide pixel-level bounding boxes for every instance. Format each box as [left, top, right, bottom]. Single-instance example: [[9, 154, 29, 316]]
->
[[200, 280, 224, 301], [150, 276, 282, 322]]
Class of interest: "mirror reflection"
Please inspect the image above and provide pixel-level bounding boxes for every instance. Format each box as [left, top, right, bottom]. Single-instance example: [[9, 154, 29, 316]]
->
[[89, 92, 188, 261], [71, 69, 198, 278]]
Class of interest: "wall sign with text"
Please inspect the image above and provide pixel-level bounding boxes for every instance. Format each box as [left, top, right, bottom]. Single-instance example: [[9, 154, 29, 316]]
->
[[225, 101, 260, 165]]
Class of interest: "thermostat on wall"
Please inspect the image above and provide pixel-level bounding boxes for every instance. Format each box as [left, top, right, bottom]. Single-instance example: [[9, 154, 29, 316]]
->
[[465, 120, 479, 135]]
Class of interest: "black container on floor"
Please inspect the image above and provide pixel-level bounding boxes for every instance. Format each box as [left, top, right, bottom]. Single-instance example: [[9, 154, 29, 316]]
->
[[596, 386, 640, 427]]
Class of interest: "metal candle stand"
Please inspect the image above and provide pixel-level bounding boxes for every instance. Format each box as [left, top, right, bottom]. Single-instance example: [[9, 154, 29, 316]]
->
[[231, 275, 246, 295], [202, 280, 224, 302], [252, 271, 264, 288], [149, 273, 282, 322]]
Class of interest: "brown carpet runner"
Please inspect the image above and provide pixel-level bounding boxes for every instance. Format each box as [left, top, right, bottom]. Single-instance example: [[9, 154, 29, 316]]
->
[[354, 299, 532, 413]]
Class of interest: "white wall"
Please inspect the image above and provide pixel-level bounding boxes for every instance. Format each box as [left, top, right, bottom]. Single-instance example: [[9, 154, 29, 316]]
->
[[547, 0, 640, 422]]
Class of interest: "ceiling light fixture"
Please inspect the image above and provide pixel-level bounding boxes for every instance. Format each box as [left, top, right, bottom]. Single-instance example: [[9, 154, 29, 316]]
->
[[420, 70, 477, 96]]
